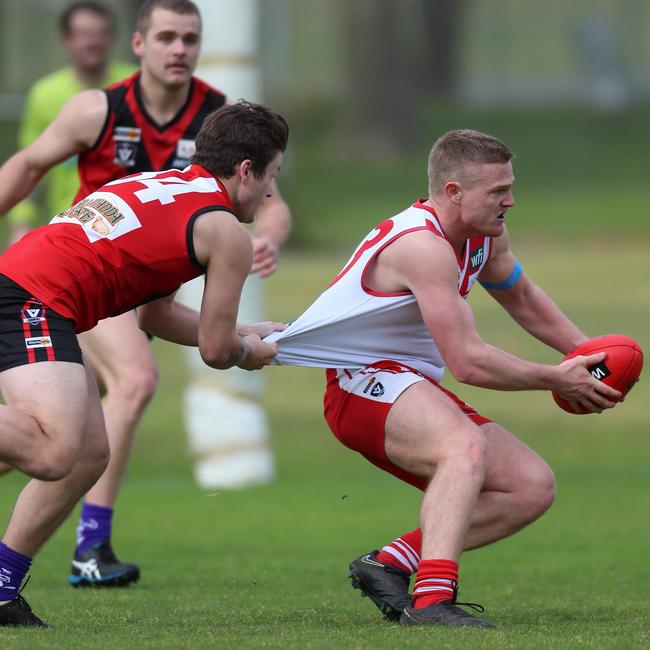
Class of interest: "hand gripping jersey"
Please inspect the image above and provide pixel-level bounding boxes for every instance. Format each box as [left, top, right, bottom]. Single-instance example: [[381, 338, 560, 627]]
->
[[0, 165, 233, 333], [267, 200, 492, 381], [74, 72, 226, 203]]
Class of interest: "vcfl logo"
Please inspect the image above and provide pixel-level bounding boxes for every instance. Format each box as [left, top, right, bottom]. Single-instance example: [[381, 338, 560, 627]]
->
[[22, 307, 44, 326]]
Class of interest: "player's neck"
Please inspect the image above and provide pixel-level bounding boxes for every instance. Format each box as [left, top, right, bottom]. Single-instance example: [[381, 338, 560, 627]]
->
[[138, 69, 192, 126], [425, 198, 471, 254]]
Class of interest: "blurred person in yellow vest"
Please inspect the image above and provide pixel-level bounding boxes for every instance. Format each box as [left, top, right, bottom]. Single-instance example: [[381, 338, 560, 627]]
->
[[6, 1, 135, 243]]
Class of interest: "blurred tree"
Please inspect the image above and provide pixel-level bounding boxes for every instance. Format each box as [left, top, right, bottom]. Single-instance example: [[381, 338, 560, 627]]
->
[[420, 0, 465, 97], [337, 0, 465, 157]]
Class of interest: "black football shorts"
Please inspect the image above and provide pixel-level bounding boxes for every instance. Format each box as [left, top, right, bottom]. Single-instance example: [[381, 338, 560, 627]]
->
[[0, 274, 82, 373]]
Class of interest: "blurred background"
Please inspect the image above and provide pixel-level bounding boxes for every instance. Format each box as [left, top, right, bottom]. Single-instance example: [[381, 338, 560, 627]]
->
[[2, 0, 650, 247], [0, 3, 648, 643]]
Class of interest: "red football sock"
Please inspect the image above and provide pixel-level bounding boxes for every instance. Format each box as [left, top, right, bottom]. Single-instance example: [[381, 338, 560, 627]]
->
[[412, 558, 458, 609], [375, 528, 422, 575]]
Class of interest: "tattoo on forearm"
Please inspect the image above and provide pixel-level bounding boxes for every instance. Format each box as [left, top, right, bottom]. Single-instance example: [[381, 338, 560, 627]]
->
[[225, 341, 249, 368]]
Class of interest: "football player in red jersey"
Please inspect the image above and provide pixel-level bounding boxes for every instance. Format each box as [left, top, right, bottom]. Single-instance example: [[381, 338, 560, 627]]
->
[[0, 100, 288, 627], [0, 0, 291, 587]]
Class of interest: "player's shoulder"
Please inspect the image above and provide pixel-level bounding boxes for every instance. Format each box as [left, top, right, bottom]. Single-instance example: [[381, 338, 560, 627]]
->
[[194, 207, 242, 236], [61, 87, 108, 118], [51, 88, 108, 147], [380, 223, 457, 281], [193, 209, 251, 267]]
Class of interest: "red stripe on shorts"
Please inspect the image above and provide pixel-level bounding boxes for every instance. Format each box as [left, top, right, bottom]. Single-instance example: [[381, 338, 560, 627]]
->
[[21, 299, 36, 364], [40, 306, 55, 361]]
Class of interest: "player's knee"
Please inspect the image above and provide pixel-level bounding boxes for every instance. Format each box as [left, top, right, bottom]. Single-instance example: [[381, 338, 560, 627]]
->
[[83, 442, 110, 484], [518, 464, 556, 521], [444, 427, 487, 481], [130, 362, 158, 405], [463, 432, 488, 480], [71, 433, 110, 486], [111, 360, 159, 410], [87, 435, 110, 474], [27, 441, 80, 481]]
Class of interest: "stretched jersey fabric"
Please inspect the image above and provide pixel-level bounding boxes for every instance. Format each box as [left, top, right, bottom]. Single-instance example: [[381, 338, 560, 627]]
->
[[267, 200, 492, 381], [0, 165, 233, 334], [74, 71, 226, 203]]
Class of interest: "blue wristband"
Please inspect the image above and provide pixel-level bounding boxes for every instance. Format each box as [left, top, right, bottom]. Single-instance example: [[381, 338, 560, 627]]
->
[[479, 259, 522, 291]]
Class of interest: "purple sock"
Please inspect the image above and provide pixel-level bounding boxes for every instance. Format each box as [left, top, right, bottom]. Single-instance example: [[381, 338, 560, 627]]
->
[[75, 502, 113, 556], [0, 541, 32, 602]]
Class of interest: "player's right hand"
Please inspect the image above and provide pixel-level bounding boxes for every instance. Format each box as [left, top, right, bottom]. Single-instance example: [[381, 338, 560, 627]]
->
[[554, 352, 622, 413], [238, 334, 278, 371], [238, 321, 287, 339]]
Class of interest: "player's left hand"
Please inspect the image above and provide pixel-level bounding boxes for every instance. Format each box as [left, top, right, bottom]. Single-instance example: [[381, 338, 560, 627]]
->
[[238, 321, 287, 339], [250, 236, 279, 278]]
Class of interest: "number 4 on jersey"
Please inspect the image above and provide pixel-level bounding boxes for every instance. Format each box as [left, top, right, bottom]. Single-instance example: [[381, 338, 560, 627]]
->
[[107, 171, 221, 205]]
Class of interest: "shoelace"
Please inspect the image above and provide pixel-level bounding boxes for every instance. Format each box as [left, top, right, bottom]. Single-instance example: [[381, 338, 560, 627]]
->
[[18, 574, 31, 596], [453, 600, 486, 614], [13, 575, 35, 612]]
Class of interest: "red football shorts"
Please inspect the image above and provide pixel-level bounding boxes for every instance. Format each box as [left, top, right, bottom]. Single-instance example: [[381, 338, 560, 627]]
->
[[324, 360, 491, 491]]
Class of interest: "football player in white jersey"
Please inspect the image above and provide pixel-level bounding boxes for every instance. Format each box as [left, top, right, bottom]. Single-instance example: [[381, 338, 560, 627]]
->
[[268, 129, 620, 628]]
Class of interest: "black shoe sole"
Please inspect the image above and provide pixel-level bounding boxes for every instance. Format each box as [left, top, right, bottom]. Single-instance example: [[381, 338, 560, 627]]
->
[[69, 570, 140, 588], [400, 605, 496, 629], [348, 565, 402, 622]]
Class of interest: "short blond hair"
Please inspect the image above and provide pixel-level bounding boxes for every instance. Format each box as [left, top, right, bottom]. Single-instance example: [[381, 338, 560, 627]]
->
[[427, 129, 513, 196]]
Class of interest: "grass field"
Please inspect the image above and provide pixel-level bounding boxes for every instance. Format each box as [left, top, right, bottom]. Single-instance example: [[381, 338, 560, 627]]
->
[[0, 240, 648, 649]]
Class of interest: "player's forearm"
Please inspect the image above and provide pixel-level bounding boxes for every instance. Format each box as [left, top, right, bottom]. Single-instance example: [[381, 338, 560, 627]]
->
[[254, 198, 292, 248], [449, 341, 559, 392], [504, 283, 587, 354], [0, 153, 45, 216], [138, 300, 200, 346]]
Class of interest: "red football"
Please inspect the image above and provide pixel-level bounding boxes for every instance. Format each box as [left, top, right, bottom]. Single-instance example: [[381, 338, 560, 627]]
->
[[552, 334, 644, 414]]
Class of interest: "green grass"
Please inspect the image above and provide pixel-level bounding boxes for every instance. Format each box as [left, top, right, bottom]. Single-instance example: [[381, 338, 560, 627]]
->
[[0, 240, 648, 648]]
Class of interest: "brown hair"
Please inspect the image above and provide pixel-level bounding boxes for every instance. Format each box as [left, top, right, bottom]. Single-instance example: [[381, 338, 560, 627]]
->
[[136, 0, 201, 35], [192, 101, 289, 179], [60, 1, 115, 36], [427, 129, 514, 195]]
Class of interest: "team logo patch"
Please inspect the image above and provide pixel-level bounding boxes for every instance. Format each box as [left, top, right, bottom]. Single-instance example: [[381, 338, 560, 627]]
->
[[113, 126, 141, 143], [176, 138, 195, 159], [171, 139, 196, 169], [370, 382, 385, 397], [114, 142, 138, 167], [588, 361, 611, 380], [469, 247, 485, 270], [25, 336, 52, 349], [22, 307, 44, 326], [362, 377, 385, 398]]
